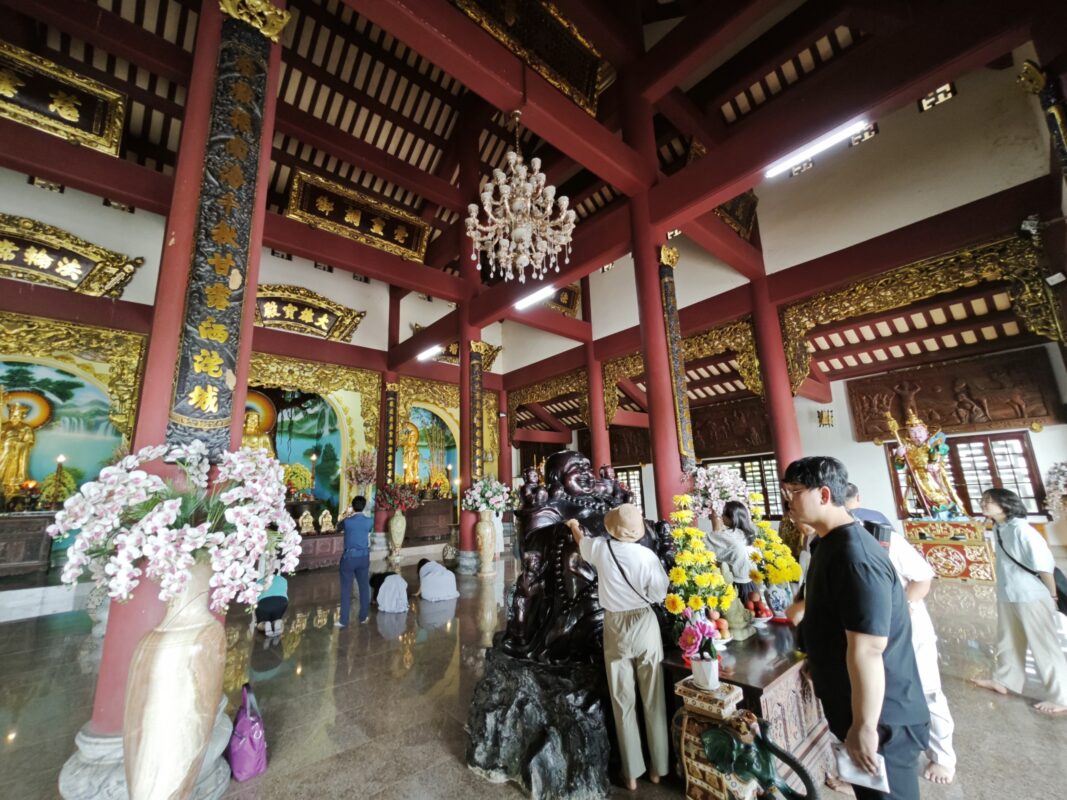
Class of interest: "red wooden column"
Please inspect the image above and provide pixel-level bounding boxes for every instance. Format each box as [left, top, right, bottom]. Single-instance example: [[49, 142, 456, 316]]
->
[[458, 315, 481, 574], [375, 288, 402, 531], [581, 277, 610, 469], [750, 275, 803, 472], [622, 91, 687, 514], [497, 388, 512, 484]]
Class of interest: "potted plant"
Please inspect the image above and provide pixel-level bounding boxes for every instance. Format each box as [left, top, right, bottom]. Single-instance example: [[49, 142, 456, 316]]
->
[[345, 449, 377, 503], [665, 494, 736, 678], [747, 492, 802, 621], [677, 608, 721, 689], [687, 463, 749, 522], [461, 477, 513, 576], [1046, 462, 1067, 521], [375, 482, 420, 563], [47, 441, 300, 800]]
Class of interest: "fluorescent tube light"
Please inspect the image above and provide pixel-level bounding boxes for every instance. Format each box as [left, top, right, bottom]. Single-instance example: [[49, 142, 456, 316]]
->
[[764, 120, 870, 178], [417, 344, 444, 361], [514, 285, 556, 310]]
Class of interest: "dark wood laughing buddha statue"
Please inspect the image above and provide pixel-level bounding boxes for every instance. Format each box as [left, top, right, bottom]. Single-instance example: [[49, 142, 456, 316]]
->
[[501, 450, 675, 663]]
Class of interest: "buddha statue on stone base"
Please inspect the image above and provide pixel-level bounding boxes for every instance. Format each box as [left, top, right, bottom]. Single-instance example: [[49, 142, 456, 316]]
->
[[241, 410, 275, 457]]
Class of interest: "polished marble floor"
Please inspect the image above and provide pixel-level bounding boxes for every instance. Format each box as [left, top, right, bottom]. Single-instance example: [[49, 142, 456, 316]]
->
[[1, 555, 1066, 799]]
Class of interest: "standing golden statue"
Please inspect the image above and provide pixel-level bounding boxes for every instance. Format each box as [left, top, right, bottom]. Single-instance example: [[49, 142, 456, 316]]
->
[[240, 410, 275, 457], [0, 403, 36, 497], [400, 420, 421, 485], [885, 408, 966, 518]]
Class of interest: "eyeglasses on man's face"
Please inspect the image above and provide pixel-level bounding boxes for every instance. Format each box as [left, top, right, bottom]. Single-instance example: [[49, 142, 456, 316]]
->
[[780, 484, 818, 501]]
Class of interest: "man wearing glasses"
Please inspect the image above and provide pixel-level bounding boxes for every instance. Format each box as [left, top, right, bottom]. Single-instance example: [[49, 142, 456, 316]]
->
[[782, 457, 929, 800]]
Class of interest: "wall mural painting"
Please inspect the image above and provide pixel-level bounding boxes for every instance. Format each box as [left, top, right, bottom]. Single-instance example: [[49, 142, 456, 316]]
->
[[0, 360, 123, 511], [250, 388, 342, 511], [395, 405, 458, 497], [847, 347, 1065, 442]]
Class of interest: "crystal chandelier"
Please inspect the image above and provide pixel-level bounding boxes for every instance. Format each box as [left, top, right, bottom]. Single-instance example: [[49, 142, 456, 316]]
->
[[465, 111, 577, 284]]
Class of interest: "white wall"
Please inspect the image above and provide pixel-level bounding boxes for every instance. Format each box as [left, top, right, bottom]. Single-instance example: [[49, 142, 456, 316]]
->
[[757, 57, 1050, 272], [257, 252, 390, 349], [0, 166, 163, 304], [398, 292, 453, 344], [498, 319, 578, 372]]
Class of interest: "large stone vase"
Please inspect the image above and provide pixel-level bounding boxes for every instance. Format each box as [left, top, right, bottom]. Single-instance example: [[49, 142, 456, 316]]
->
[[123, 560, 226, 800], [475, 510, 495, 577], [387, 510, 406, 566]]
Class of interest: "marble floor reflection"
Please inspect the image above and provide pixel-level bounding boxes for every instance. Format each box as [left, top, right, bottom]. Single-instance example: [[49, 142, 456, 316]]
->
[[1, 556, 1066, 799]]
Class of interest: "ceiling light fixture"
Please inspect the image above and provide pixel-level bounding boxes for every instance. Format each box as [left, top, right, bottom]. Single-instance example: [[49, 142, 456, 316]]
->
[[514, 285, 556, 310], [466, 111, 577, 284], [417, 345, 444, 361], [764, 119, 870, 178]]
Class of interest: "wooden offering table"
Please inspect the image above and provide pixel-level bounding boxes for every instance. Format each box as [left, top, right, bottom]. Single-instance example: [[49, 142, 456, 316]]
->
[[0, 511, 55, 576], [295, 533, 344, 571], [665, 623, 833, 792], [404, 498, 454, 543]]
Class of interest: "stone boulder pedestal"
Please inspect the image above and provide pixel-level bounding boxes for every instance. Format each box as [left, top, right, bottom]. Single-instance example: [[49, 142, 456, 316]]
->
[[467, 648, 611, 800]]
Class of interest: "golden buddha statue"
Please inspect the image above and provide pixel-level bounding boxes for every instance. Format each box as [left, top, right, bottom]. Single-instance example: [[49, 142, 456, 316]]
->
[[241, 410, 275, 457], [885, 408, 966, 518], [400, 420, 421, 485], [0, 403, 35, 497]]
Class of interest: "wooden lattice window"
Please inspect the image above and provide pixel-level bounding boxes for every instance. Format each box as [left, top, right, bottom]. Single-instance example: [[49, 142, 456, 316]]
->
[[614, 466, 644, 516], [702, 454, 783, 520], [885, 431, 1046, 518]]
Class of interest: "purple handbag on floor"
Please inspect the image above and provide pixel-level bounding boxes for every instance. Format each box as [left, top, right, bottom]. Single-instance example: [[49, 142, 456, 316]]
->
[[226, 683, 267, 781]]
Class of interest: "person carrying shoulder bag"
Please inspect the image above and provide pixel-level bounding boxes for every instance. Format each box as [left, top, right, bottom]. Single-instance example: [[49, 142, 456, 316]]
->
[[971, 488, 1067, 717], [565, 504, 669, 791]]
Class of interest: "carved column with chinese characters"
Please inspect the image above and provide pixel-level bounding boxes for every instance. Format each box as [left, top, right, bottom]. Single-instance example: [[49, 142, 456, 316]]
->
[[59, 4, 288, 800], [658, 245, 696, 472], [457, 324, 482, 574], [374, 379, 399, 536]]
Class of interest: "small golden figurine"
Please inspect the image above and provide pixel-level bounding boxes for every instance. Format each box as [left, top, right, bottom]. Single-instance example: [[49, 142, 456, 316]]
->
[[297, 510, 316, 535], [318, 508, 335, 533], [240, 410, 275, 457]]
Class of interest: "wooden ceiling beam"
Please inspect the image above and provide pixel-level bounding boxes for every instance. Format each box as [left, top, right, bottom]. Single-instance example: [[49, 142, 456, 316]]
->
[[263, 213, 466, 301], [812, 309, 1020, 362], [503, 306, 593, 342], [513, 428, 573, 444], [275, 103, 466, 212], [0, 0, 191, 85], [682, 211, 765, 279], [344, 0, 655, 196], [617, 377, 648, 411], [385, 309, 460, 372], [686, 0, 849, 111], [613, 409, 650, 428], [649, 0, 1035, 231], [524, 403, 571, 433], [821, 335, 1046, 381], [628, 0, 782, 103]]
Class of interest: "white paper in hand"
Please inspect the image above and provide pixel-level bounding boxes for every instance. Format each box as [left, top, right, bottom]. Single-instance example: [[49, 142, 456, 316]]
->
[[832, 742, 890, 793]]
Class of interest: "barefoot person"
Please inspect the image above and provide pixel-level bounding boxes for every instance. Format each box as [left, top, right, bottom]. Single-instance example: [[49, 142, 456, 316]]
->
[[972, 488, 1067, 717], [845, 483, 956, 785]]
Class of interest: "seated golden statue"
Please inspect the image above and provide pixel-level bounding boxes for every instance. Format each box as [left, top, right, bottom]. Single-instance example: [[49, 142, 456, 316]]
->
[[297, 510, 315, 535], [241, 410, 275, 457], [318, 509, 335, 533], [0, 403, 35, 497], [885, 408, 966, 518], [400, 420, 421, 485]]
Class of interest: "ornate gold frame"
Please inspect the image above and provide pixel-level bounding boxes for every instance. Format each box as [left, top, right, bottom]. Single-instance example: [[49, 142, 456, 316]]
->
[[410, 325, 502, 370], [255, 284, 366, 341], [396, 375, 499, 468], [0, 214, 144, 298], [508, 368, 589, 439], [780, 234, 1066, 391], [601, 319, 762, 424], [248, 352, 381, 448], [0, 311, 145, 439], [0, 41, 125, 155], [286, 170, 431, 262], [452, 0, 604, 115], [219, 0, 292, 42]]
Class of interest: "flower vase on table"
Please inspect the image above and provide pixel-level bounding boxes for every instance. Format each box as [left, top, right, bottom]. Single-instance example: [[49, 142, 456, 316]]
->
[[475, 510, 495, 576], [387, 510, 406, 564], [376, 482, 420, 568], [764, 582, 794, 622], [47, 442, 301, 800]]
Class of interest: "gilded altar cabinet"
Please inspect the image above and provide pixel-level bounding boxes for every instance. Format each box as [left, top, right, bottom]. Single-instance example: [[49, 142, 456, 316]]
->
[[903, 519, 994, 582]]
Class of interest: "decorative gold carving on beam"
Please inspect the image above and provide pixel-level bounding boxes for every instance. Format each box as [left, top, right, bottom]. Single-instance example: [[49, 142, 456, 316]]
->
[[780, 234, 1066, 392], [543, 283, 581, 318], [410, 326, 503, 370], [508, 368, 589, 439], [248, 352, 381, 446], [0, 311, 145, 439], [0, 41, 125, 155], [601, 319, 762, 425], [255, 284, 365, 341], [219, 0, 292, 42], [0, 215, 144, 297]]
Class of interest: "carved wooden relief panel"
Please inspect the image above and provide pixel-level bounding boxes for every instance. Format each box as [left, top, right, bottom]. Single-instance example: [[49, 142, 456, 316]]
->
[[846, 347, 1064, 442], [691, 397, 771, 458]]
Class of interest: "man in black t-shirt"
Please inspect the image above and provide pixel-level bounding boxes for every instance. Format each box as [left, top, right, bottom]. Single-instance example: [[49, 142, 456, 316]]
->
[[783, 457, 929, 800]]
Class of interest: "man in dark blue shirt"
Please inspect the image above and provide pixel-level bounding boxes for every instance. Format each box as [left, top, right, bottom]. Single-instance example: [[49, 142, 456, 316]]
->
[[783, 457, 928, 800], [336, 496, 374, 627]]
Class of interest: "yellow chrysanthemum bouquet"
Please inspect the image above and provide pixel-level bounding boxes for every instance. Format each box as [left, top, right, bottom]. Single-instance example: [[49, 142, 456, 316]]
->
[[666, 495, 736, 654], [747, 491, 802, 586]]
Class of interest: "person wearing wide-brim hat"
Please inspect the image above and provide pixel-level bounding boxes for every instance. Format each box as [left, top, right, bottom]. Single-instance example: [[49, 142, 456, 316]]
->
[[566, 503, 669, 791]]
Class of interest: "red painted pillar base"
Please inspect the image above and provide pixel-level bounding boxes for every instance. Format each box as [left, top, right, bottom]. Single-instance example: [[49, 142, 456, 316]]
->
[[497, 389, 512, 485], [585, 342, 611, 470], [751, 276, 803, 473]]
